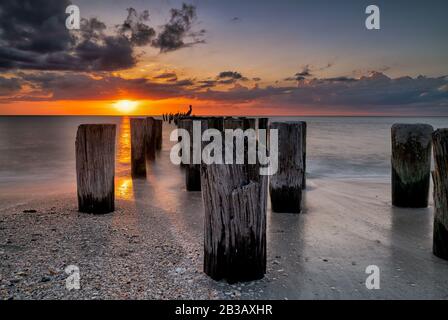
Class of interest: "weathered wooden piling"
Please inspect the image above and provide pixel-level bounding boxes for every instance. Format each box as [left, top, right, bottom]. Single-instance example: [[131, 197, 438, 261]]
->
[[201, 131, 267, 282], [242, 118, 256, 130], [224, 117, 244, 130], [144, 117, 156, 161], [181, 118, 207, 191], [155, 119, 163, 151], [76, 124, 116, 214], [300, 121, 307, 189], [269, 122, 304, 213], [207, 117, 224, 132], [432, 129, 448, 260], [130, 118, 147, 178], [258, 118, 269, 131], [391, 124, 433, 208]]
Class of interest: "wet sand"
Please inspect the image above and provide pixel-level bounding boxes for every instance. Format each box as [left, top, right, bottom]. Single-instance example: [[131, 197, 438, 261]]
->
[[2, 176, 448, 299]]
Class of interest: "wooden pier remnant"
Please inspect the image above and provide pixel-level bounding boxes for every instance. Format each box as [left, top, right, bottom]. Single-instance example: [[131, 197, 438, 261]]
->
[[144, 117, 157, 161], [201, 131, 267, 282], [207, 117, 224, 132], [224, 117, 244, 130], [258, 118, 269, 131], [181, 118, 208, 191], [131, 118, 147, 178], [391, 123, 433, 208], [76, 124, 116, 214], [432, 129, 448, 260], [269, 122, 304, 213], [155, 119, 163, 151], [300, 121, 307, 189]]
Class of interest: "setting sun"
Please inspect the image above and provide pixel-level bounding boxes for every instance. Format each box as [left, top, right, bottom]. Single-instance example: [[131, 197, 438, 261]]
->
[[114, 100, 139, 113]]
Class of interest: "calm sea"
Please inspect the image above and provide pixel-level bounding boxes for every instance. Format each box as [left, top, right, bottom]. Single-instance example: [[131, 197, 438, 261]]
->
[[1, 116, 448, 196]]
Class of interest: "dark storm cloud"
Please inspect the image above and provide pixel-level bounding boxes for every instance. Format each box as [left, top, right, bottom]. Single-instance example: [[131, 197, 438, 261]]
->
[[152, 3, 205, 52], [0, 0, 73, 54], [0, 2, 205, 72], [0, 0, 137, 71]]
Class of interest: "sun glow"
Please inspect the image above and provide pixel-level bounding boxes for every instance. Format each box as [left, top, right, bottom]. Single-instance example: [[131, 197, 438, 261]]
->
[[114, 100, 139, 113]]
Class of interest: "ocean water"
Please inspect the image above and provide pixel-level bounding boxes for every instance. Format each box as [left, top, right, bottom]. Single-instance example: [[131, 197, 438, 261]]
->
[[1, 116, 448, 196]]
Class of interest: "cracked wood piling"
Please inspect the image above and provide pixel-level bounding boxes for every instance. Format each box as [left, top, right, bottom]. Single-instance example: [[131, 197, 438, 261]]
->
[[201, 129, 267, 282], [76, 124, 116, 214]]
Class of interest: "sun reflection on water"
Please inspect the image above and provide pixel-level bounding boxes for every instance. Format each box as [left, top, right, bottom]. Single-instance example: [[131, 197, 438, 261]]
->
[[116, 117, 134, 200], [117, 116, 131, 165]]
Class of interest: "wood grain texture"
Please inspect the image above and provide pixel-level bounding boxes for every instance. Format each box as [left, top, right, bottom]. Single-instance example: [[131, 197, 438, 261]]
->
[[76, 124, 116, 214], [155, 119, 163, 151], [201, 128, 267, 282], [300, 121, 307, 189], [432, 129, 448, 260], [131, 118, 147, 178], [145, 117, 156, 161], [183, 118, 208, 191], [391, 123, 433, 208], [269, 122, 304, 213]]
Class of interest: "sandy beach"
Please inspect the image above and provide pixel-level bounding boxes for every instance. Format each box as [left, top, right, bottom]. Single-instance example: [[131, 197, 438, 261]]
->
[[2, 175, 448, 300]]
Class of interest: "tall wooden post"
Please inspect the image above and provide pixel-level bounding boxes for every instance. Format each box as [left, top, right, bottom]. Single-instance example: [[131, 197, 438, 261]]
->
[[207, 117, 224, 132], [155, 119, 163, 151], [76, 124, 116, 214], [258, 118, 269, 130], [131, 118, 147, 178], [224, 117, 244, 130], [269, 122, 304, 213], [391, 124, 433, 208], [145, 117, 156, 161], [432, 129, 448, 260], [182, 118, 207, 191], [300, 121, 307, 189], [201, 131, 267, 283]]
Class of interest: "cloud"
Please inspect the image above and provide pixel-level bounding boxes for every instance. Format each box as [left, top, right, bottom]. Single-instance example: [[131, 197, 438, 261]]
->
[[9, 72, 196, 101], [0, 77, 22, 96], [152, 3, 205, 52], [0, 1, 205, 72], [216, 71, 248, 84], [2, 70, 448, 115], [153, 72, 178, 81], [117, 8, 156, 46], [285, 63, 335, 82], [217, 71, 244, 80]]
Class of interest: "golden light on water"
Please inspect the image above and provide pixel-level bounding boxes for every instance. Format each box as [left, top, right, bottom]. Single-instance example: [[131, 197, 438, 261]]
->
[[114, 100, 139, 113]]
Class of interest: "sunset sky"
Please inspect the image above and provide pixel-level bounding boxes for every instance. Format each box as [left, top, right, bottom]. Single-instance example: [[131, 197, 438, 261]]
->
[[0, 0, 447, 115]]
